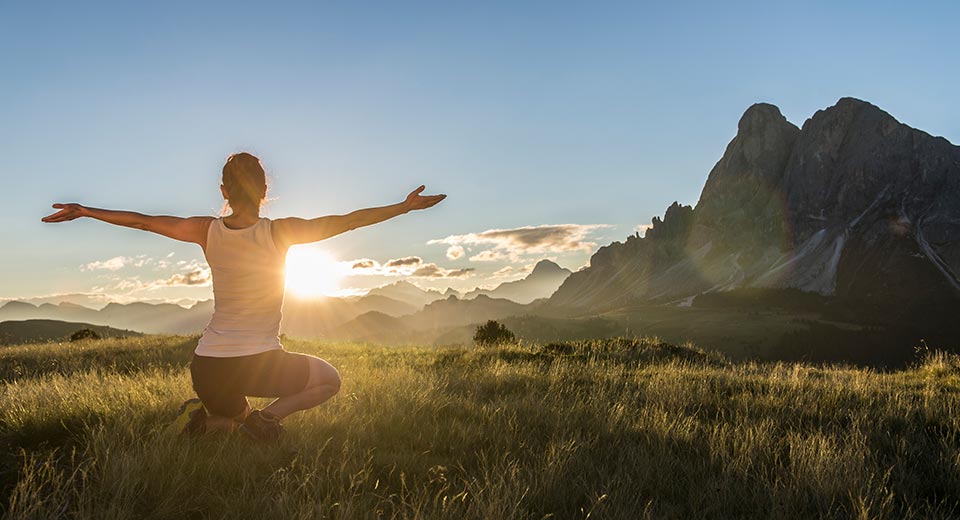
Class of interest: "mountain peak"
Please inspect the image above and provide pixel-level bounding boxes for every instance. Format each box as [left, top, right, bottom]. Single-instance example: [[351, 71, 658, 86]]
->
[[531, 259, 568, 276], [738, 102, 789, 133], [802, 97, 894, 133], [1, 300, 36, 310]]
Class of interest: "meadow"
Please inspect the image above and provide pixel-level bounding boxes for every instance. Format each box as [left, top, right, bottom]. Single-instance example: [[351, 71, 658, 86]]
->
[[2, 335, 960, 519]]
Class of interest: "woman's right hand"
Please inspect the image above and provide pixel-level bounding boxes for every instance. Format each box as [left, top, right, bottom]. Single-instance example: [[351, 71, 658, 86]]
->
[[41, 203, 88, 223]]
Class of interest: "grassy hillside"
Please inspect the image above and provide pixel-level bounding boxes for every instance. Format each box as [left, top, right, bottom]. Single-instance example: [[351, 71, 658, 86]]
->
[[2, 336, 960, 518], [0, 319, 141, 346]]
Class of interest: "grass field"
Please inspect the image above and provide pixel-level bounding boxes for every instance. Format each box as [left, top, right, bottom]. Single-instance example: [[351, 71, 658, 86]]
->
[[2, 335, 960, 519]]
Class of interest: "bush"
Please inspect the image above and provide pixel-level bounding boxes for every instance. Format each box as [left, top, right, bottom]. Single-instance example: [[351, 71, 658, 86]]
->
[[70, 328, 101, 342], [473, 320, 516, 346]]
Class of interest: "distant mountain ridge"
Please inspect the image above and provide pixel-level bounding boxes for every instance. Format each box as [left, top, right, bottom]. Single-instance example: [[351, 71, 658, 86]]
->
[[364, 281, 453, 308], [550, 98, 960, 310], [464, 260, 571, 304], [0, 319, 141, 345], [0, 294, 417, 337], [331, 294, 538, 343], [0, 294, 196, 310]]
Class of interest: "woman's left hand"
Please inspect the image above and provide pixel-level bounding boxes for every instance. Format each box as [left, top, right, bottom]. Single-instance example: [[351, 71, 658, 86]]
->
[[403, 186, 446, 212]]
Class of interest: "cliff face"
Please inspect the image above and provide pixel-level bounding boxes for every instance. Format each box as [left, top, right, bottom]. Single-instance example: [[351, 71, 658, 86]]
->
[[550, 98, 960, 310]]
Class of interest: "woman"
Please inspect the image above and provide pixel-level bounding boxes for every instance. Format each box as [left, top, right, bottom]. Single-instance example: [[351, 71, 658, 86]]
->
[[42, 152, 445, 441]]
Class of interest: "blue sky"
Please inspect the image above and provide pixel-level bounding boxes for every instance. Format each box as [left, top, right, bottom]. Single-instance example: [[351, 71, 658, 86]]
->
[[2, 1, 957, 305]]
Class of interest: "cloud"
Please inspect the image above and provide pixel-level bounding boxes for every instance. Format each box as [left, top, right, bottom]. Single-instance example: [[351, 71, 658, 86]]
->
[[83, 254, 161, 271], [346, 258, 409, 276], [469, 249, 511, 262], [351, 259, 378, 270], [82, 256, 129, 271], [156, 267, 212, 287], [411, 264, 474, 279], [132, 254, 153, 268], [384, 256, 422, 268], [445, 245, 464, 260], [429, 224, 610, 261], [347, 256, 422, 276], [345, 256, 472, 279], [99, 259, 213, 292], [491, 264, 534, 278]]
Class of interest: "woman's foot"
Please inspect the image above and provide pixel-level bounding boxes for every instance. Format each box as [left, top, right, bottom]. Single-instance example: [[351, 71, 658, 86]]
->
[[239, 410, 283, 442], [174, 398, 207, 436]]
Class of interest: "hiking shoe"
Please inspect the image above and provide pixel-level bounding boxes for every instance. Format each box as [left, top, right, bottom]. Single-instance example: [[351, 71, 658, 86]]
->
[[174, 398, 207, 437], [239, 410, 283, 442]]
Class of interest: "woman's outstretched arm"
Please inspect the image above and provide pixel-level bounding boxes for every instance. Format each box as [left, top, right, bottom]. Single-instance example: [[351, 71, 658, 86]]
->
[[41, 203, 211, 247], [272, 185, 445, 248]]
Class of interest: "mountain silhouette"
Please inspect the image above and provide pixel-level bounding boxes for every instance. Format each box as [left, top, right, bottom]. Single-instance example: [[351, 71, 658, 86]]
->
[[0, 294, 418, 337], [0, 319, 141, 345], [464, 259, 571, 304], [550, 98, 960, 311], [365, 281, 450, 309]]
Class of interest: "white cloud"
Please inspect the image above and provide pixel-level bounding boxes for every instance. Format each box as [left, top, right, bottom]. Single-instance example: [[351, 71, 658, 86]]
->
[[445, 245, 465, 260], [491, 263, 534, 279], [411, 264, 474, 279], [82, 254, 165, 271], [94, 259, 212, 293], [429, 224, 610, 261], [132, 254, 154, 268], [469, 249, 513, 262], [345, 256, 473, 279], [82, 256, 129, 271], [155, 267, 211, 287]]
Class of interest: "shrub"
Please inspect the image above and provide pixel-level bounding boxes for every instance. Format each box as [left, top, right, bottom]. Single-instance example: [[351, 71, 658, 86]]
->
[[70, 328, 101, 342], [473, 320, 516, 346]]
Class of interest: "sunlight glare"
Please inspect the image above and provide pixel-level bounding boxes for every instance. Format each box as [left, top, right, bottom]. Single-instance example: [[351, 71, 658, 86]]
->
[[285, 246, 344, 297]]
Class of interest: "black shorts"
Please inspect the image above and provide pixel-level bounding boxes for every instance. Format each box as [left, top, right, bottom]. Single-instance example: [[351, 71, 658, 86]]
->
[[190, 349, 311, 418]]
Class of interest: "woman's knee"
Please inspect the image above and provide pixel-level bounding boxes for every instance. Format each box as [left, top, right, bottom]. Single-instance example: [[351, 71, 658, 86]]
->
[[326, 367, 342, 395], [307, 357, 341, 394]]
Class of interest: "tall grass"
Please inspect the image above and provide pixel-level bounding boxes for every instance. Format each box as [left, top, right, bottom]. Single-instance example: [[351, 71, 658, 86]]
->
[[2, 336, 959, 518]]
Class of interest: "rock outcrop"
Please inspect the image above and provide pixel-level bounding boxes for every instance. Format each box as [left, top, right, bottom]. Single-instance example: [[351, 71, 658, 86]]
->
[[550, 98, 960, 310]]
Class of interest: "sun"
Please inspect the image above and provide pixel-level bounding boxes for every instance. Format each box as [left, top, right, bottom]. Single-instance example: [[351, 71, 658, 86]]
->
[[284, 246, 344, 298]]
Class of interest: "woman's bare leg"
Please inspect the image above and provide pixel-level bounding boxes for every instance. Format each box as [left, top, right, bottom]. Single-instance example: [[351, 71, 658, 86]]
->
[[262, 357, 341, 419]]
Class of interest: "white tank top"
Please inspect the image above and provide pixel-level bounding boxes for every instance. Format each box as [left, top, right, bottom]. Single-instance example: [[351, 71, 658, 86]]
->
[[195, 217, 286, 357]]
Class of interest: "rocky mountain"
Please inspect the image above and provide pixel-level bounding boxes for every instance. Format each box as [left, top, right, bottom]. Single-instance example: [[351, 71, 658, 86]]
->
[[464, 260, 572, 304], [551, 98, 960, 310]]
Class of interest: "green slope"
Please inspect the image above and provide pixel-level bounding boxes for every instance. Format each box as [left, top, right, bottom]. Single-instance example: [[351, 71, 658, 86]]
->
[[2, 335, 959, 518], [0, 319, 141, 345]]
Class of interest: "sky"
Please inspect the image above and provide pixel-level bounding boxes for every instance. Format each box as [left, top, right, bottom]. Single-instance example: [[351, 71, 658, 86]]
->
[[2, 1, 957, 306]]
